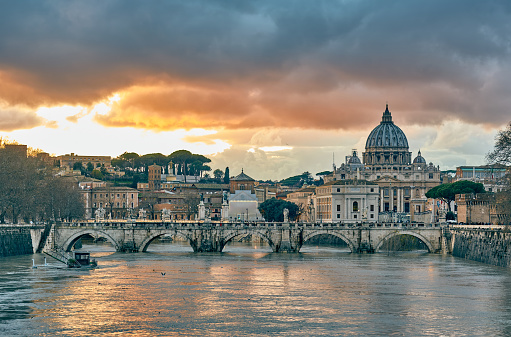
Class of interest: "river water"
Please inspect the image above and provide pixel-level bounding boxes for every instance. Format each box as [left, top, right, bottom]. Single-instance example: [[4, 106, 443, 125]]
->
[[1, 242, 511, 337]]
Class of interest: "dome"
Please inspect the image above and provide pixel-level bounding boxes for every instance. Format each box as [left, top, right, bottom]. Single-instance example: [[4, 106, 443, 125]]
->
[[413, 150, 426, 164], [365, 105, 409, 150], [348, 149, 361, 164]]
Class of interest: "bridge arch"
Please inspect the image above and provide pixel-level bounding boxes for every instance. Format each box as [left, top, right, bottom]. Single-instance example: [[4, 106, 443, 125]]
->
[[302, 231, 356, 253], [62, 230, 119, 252], [374, 230, 434, 253], [222, 230, 273, 250], [139, 231, 195, 252]]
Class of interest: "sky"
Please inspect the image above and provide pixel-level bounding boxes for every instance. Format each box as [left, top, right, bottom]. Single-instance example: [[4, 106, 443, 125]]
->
[[1, 0, 510, 180]]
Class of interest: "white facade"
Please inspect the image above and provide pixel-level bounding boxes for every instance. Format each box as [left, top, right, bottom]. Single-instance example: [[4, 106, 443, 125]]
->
[[315, 180, 379, 223], [228, 190, 263, 221]]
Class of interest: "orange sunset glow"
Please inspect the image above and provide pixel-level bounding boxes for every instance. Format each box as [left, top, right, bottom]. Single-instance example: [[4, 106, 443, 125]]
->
[[1, 1, 509, 179]]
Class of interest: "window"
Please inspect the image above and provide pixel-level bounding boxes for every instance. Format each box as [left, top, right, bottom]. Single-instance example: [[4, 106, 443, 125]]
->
[[429, 173, 433, 179], [353, 201, 358, 212], [117, 194, 120, 198], [370, 205, 374, 212], [337, 214, 340, 219], [354, 214, 357, 219], [123, 194, 126, 198], [370, 214, 374, 219], [384, 189, 389, 196], [337, 188, 340, 192], [116, 202, 120, 207], [94, 194, 97, 199], [99, 194, 102, 198], [370, 188, 374, 192], [337, 205, 341, 212], [131, 194, 134, 198], [93, 203, 96, 207]]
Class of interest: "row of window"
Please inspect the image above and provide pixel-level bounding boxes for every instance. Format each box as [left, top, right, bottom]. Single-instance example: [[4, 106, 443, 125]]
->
[[93, 202, 135, 208], [94, 193, 135, 199]]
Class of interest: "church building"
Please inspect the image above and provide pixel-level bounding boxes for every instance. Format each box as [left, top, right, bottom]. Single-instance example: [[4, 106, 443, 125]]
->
[[324, 105, 442, 222]]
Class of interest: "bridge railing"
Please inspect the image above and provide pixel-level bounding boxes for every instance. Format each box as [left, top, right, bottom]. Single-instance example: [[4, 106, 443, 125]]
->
[[59, 220, 442, 230]]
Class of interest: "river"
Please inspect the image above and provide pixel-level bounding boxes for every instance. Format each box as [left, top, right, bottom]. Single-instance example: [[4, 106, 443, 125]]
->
[[1, 241, 511, 336]]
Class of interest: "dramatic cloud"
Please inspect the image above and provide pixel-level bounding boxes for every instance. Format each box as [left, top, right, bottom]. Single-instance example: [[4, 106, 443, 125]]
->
[[0, 106, 45, 131], [0, 1, 509, 178], [0, 0, 510, 131]]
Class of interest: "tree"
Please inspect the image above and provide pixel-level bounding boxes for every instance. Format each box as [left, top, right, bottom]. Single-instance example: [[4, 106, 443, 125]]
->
[[487, 122, 511, 165], [487, 122, 511, 222], [213, 169, 224, 182], [91, 169, 104, 180], [258, 198, 300, 222], [223, 167, 230, 184], [73, 162, 84, 172], [86, 162, 94, 172], [169, 150, 194, 182], [426, 180, 485, 211]]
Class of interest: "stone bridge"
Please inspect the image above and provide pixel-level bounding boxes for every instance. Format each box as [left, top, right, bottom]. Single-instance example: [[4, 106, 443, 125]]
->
[[46, 220, 444, 254]]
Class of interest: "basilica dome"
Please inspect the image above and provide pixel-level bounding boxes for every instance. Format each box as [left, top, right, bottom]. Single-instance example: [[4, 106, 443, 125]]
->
[[413, 150, 426, 164], [365, 105, 409, 150]]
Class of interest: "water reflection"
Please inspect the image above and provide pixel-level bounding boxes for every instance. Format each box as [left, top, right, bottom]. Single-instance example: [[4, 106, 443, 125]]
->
[[1, 243, 511, 336]]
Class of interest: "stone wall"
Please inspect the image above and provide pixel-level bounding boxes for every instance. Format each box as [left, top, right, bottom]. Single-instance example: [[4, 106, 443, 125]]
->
[[0, 227, 34, 257], [451, 228, 511, 267]]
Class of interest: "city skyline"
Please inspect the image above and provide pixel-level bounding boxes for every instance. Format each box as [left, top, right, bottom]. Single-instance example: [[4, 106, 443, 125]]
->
[[1, 1, 509, 180]]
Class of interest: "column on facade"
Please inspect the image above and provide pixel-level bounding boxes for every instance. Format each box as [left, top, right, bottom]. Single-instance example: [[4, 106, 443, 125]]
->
[[346, 197, 349, 220], [397, 188, 401, 212], [389, 187, 394, 211], [380, 189, 384, 212]]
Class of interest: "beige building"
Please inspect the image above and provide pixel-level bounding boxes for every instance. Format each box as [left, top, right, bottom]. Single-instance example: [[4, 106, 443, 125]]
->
[[82, 186, 139, 219], [57, 153, 111, 170], [325, 105, 442, 222], [286, 187, 316, 221], [456, 193, 497, 224], [315, 180, 379, 223]]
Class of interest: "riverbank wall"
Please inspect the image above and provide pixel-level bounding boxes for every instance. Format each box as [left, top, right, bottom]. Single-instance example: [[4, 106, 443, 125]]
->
[[450, 227, 511, 267], [0, 225, 46, 257]]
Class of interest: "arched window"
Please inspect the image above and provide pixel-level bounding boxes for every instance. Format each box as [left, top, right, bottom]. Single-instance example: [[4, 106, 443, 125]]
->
[[353, 201, 359, 212]]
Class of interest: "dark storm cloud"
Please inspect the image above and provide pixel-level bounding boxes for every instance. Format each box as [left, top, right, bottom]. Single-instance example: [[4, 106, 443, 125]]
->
[[0, 0, 510, 128]]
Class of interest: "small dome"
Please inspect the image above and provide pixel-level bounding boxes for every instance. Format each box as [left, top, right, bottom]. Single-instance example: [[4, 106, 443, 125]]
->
[[413, 150, 426, 164], [365, 105, 409, 150], [348, 149, 361, 164]]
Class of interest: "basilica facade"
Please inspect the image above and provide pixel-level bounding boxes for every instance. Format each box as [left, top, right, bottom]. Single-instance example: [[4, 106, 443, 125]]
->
[[324, 105, 442, 222]]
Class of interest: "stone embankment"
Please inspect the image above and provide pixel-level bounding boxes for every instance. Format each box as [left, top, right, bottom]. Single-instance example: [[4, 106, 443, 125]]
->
[[0, 224, 47, 257], [450, 226, 511, 267]]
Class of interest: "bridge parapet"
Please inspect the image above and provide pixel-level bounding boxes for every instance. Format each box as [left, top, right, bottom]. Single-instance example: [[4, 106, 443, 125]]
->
[[51, 221, 444, 254]]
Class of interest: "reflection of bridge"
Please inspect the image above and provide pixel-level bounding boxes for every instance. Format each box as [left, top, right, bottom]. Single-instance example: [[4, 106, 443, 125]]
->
[[46, 220, 444, 254]]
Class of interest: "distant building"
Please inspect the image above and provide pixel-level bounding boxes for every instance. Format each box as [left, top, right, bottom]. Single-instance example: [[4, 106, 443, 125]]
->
[[3, 144, 27, 158], [57, 153, 111, 170], [82, 186, 139, 220], [456, 193, 497, 224], [314, 180, 379, 223], [148, 164, 162, 190], [325, 105, 442, 222], [455, 165, 508, 193], [228, 170, 263, 221], [286, 187, 316, 221]]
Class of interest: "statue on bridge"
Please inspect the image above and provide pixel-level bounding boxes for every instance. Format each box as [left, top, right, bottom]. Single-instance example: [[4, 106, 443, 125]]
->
[[95, 207, 106, 221], [162, 208, 171, 221], [138, 208, 147, 220], [283, 208, 289, 223]]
